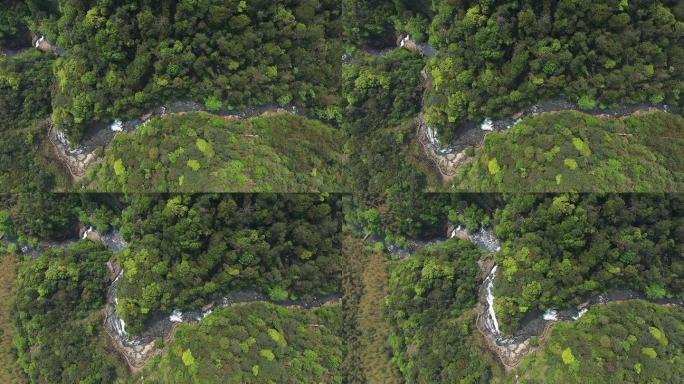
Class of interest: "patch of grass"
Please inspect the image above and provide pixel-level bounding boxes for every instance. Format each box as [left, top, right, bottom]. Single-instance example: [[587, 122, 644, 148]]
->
[[0, 253, 26, 384], [342, 237, 403, 384]]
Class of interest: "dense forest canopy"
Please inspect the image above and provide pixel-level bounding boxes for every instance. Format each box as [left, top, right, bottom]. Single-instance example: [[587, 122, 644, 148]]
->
[[425, 0, 684, 138], [0, 0, 60, 49], [0, 49, 53, 132], [454, 111, 684, 192], [343, 49, 433, 197], [493, 194, 684, 334], [13, 240, 124, 383], [139, 303, 342, 383], [0, 50, 61, 191], [115, 194, 342, 334], [385, 239, 494, 383], [83, 112, 349, 192], [49, 0, 342, 142]]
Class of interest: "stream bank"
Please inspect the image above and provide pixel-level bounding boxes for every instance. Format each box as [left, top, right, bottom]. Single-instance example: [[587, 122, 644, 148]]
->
[[49, 102, 301, 180], [419, 101, 676, 179]]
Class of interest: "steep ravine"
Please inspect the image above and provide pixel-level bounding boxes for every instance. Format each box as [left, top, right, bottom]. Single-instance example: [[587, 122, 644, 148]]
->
[[5, 228, 340, 372], [477, 264, 684, 371], [371, 224, 684, 372]]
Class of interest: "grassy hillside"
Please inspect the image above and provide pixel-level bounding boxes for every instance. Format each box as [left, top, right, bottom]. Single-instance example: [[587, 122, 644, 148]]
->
[[453, 111, 684, 192], [83, 112, 348, 192], [508, 301, 684, 383], [137, 303, 342, 384]]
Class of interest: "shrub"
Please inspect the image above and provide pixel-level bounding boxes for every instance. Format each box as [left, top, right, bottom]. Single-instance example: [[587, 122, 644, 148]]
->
[[204, 96, 222, 111]]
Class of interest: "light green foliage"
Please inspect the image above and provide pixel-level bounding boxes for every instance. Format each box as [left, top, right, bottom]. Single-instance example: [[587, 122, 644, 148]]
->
[[642, 347, 658, 359], [203, 96, 222, 111], [268, 329, 288, 348], [113, 159, 125, 177], [648, 327, 668, 346], [268, 286, 289, 301], [181, 349, 195, 367], [195, 138, 214, 158], [259, 349, 275, 361], [186, 159, 201, 171], [488, 158, 501, 175], [561, 348, 576, 365], [564, 158, 578, 170], [577, 95, 597, 110], [572, 138, 592, 157]]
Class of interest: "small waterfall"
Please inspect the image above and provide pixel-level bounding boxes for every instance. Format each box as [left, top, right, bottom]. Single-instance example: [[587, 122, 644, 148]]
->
[[572, 308, 588, 320], [542, 309, 559, 321], [82, 226, 94, 239], [169, 309, 183, 323], [469, 228, 501, 253], [483, 265, 501, 336], [110, 120, 123, 132], [480, 118, 494, 131], [426, 126, 440, 147]]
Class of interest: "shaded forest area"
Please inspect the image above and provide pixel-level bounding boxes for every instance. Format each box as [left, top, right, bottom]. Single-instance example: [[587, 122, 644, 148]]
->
[[0, 50, 65, 192], [50, 0, 342, 142], [385, 239, 495, 383], [343, 49, 436, 197], [13, 241, 125, 383]]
